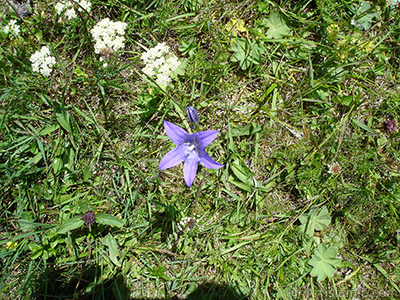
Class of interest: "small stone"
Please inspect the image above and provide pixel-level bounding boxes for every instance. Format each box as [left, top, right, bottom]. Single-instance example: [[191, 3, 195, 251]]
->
[[9, 0, 32, 18]]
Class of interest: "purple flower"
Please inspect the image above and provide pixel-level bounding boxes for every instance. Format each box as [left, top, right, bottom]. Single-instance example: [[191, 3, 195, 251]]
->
[[186, 106, 199, 124], [82, 210, 96, 227], [159, 121, 224, 187]]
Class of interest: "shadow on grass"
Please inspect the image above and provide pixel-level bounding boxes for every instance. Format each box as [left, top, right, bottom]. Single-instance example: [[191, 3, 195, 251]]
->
[[32, 264, 248, 300], [32, 263, 130, 300], [185, 282, 249, 300]]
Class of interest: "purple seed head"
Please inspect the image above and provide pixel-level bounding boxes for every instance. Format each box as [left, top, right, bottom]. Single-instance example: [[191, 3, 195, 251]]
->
[[383, 118, 396, 133], [82, 210, 96, 226]]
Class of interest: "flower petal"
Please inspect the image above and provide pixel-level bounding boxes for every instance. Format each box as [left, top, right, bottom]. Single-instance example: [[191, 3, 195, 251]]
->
[[183, 152, 199, 187], [164, 121, 189, 145], [194, 130, 219, 148], [199, 150, 224, 169], [159, 145, 188, 170]]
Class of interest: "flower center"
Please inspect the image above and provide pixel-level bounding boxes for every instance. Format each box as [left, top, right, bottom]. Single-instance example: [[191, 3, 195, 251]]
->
[[184, 137, 200, 155]]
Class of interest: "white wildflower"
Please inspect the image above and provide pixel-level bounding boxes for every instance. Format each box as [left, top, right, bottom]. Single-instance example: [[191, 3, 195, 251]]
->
[[55, 0, 91, 20], [156, 72, 172, 87], [90, 18, 127, 54], [177, 216, 200, 232], [3, 19, 20, 36], [388, 0, 400, 6], [30, 46, 56, 77], [99, 57, 108, 67], [328, 162, 341, 175], [65, 7, 77, 19], [141, 42, 181, 88], [78, 0, 91, 12]]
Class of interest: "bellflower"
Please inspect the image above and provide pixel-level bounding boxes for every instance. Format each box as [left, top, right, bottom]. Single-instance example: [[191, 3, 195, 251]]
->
[[159, 121, 224, 187], [186, 106, 199, 124]]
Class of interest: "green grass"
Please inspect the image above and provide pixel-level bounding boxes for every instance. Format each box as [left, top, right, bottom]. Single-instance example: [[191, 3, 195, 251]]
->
[[1, 0, 400, 299]]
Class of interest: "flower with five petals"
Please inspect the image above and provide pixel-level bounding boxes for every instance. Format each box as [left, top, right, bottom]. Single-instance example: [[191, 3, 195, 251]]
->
[[159, 121, 224, 187]]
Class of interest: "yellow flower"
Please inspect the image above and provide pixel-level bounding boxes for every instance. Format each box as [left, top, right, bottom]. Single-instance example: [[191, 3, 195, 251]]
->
[[5, 241, 17, 250]]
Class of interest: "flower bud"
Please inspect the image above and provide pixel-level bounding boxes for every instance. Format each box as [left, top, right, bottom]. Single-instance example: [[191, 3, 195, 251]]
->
[[186, 106, 199, 124]]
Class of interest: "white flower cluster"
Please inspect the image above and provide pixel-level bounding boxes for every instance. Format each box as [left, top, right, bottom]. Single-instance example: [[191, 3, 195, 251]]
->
[[90, 18, 127, 54], [141, 42, 181, 87], [3, 19, 20, 36], [388, 0, 400, 6], [176, 215, 203, 232], [30, 46, 56, 77], [55, 0, 91, 20]]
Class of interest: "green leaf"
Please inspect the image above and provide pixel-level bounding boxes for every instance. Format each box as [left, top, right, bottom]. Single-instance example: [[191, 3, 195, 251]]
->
[[57, 216, 84, 234], [340, 96, 353, 106], [230, 38, 264, 70], [39, 124, 60, 136], [353, 1, 379, 31], [170, 58, 187, 78], [101, 234, 121, 267], [179, 38, 197, 56], [309, 244, 341, 281], [231, 123, 263, 137], [55, 104, 72, 133], [351, 119, 376, 135], [230, 159, 255, 187], [96, 213, 124, 227], [263, 11, 291, 39], [52, 156, 63, 175], [299, 207, 331, 237], [150, 265, 171, 280], [82, 165, 92, 181], [228, 176, 252, 192]]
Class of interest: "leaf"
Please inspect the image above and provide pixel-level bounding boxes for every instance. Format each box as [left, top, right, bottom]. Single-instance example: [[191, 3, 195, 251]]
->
[[353, 1, 379, 31], [230, 159, 255, 187], [82, 165, 92, 181], [231, 123, 263, 137], [263, 11, 291, 39], [55, 104, 72, 133], [96, 213, 124, 227], [39, 124, 60, 136], [57, 216, 84, 234], [170, 58, 187, 78], [228, 176, 252, 192], [230, 38, 264, 70], [101, 234, 121, 267], [225, 18, 247, 36], [308, 244, 341, 281], [299, 207, 331, 237], [179, 38, 197, 57], [351, 119, 376, 135], [52, 156, 64, 175]]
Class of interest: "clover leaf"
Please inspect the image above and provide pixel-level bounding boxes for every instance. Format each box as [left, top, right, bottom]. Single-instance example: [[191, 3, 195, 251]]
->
[[353, 1, 379, 31], [230, 38, 265, 70], [299, 206, 331, 237], [263, 11, 290, 39], [308, 244, 341, 281]]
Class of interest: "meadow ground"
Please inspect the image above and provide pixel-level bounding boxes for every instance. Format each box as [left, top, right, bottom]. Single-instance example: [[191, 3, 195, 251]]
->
[[0, 0, 400, 299]]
